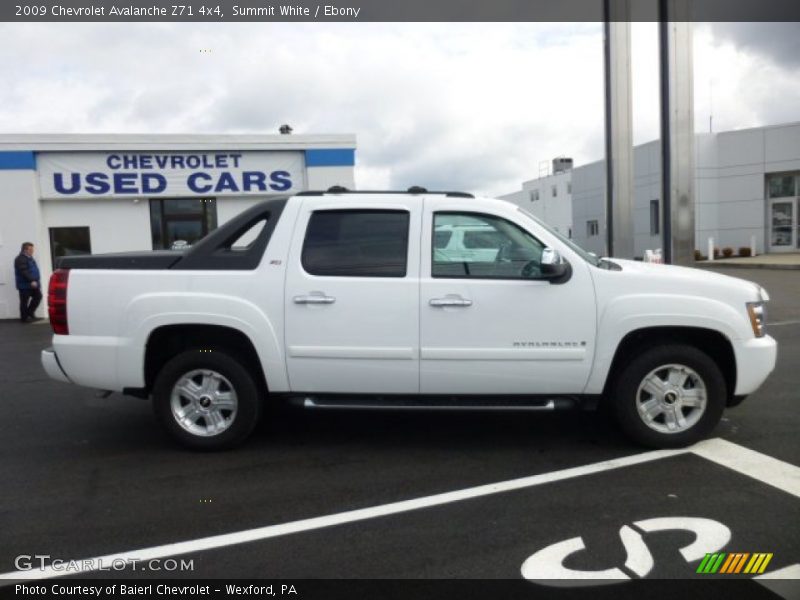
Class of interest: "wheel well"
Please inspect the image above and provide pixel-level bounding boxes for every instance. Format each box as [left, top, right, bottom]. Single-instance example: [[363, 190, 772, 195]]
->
[[603, 327, 737, 402], [144, 324, 268, 395]]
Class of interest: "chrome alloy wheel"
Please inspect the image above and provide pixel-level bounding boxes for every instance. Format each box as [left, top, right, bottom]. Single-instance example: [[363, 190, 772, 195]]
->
[[635, 363, 707, 434], [169, 369, 238, 437]]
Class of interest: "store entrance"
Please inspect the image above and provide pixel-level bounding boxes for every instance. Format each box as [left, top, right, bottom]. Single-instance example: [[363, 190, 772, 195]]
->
[[150, 198, 217, 250], [767, 174, 799, 253], [768, 199, 797, 252]]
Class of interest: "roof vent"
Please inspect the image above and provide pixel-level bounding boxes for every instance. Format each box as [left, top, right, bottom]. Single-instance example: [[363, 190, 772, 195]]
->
[[552, 157, 573, 174]]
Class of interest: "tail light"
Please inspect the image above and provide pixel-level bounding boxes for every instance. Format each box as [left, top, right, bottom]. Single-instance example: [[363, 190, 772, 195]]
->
[[48, 269, 70, 335]]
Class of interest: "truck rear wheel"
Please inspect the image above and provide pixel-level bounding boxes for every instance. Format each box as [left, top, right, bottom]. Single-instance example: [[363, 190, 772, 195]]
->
[[152, 349, 262, 450], [611, 344, 726, 448]]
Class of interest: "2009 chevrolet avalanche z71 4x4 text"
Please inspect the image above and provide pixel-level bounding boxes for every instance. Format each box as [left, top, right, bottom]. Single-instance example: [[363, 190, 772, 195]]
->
[[41, 189, 777, 450]]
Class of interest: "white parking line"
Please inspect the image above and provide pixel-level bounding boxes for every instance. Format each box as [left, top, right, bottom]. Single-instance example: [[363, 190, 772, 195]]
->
[[768, 320, 800, 327], [692, 438, 800, 499], [0, 446, 690, 581], [1, 438, 798, 581], [755, 564, 800, 600], [756, 564, 800, 580]]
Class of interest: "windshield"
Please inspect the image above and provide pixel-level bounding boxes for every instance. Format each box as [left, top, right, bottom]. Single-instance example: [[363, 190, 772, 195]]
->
[[516, 207, 602, 267]]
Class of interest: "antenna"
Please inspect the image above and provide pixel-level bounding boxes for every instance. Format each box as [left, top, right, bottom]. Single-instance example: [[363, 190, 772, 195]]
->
[[538, 160, 550, 179], [709, 78, 714, 133]]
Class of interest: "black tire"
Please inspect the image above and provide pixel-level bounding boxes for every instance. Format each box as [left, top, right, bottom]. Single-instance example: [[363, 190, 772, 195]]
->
[[610, 344, 726, 449], [152, 348, 262, 450]]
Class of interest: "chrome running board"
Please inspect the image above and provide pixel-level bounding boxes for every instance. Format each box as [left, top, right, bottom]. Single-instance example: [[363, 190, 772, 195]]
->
[[302, 397, 563, 411]]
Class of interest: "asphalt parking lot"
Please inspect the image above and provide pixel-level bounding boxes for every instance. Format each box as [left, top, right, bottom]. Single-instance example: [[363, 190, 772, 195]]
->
[[0, 267, 798, 593]]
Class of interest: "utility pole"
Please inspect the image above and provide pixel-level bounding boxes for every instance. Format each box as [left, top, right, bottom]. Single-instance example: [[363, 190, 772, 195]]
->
[[659, 1, 695, 265], [603, 0, 634, 258]]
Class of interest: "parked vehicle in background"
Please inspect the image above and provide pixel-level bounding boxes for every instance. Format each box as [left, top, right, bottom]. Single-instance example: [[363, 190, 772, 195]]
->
[[169, 240, 190, 250], [434, 220, 508, 263], [42, 188, 777, 450]]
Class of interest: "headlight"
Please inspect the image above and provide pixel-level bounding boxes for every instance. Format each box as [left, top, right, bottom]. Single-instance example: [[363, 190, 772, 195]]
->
[[746, 302, 766, 338]]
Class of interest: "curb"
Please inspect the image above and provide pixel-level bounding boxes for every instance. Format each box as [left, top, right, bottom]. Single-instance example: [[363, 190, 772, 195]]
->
[[699, 262, 800, 271]]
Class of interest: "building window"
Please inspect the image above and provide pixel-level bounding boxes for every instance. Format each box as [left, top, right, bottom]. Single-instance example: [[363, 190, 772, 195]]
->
[[552, 185, 558, 197], [650, 199, 660, 235], [49, 227, 91, 270], [150, 198, 217, 250], [302, 210, 409, 277], [567, 182, 572, 194], [768, 175, 796, 198], [587, 220, 599, 237], [530, 189, 539, 202]]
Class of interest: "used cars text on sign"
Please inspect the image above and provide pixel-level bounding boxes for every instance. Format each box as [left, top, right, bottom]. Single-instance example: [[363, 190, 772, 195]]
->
[[37, 151, 304, 198]]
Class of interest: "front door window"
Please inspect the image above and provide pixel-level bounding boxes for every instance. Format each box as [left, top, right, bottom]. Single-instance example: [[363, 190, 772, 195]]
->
[[432, 212, 545, 280]]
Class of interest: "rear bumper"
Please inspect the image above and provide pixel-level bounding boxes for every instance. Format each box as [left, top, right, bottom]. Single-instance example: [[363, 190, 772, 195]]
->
[[733, 334, 778, 395], [41, 347, 70, 383], [51, 334, 130, 390]]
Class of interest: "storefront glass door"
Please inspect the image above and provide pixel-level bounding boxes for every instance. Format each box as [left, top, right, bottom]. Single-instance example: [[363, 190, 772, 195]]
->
[[149, 198, 217, 250], [769, 200, 794, 250], [767, 174, 798, 253]]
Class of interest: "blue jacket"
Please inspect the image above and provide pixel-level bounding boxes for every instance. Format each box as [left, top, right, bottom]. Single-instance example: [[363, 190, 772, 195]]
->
[[14, 253, 40, 290]]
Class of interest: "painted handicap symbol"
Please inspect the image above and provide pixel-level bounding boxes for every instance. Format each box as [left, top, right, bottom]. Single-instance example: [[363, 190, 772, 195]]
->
[[521, 516, 731, 586]]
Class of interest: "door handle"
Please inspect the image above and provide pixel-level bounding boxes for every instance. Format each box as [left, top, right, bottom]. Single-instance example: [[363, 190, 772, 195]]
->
[[429, 297, 472, 307], [293, 294, 336, 305]]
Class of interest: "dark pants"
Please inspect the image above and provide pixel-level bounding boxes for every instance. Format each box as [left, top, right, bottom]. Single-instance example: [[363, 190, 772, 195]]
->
[[19, 287, 43, 321]]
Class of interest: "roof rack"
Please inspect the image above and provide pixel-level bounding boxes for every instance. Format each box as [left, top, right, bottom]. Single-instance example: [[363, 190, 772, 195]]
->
[[296, 186, 474, 198]]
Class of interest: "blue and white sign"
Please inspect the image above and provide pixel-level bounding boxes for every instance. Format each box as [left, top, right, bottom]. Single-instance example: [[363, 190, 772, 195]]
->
[[38, 151, 305, 198]]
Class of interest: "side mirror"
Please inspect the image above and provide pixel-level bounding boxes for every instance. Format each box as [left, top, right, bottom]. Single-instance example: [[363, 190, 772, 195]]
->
[[540, 247, 571, 282]]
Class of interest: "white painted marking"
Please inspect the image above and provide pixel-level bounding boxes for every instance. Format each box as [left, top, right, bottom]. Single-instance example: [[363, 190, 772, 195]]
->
[[620, 525, 653, 577], [691, 438, 800, 498], [768, 320, 800, 327], [521, 439, 800, 588], [1, 437, 797, 582], [632, 517, 731, 562], [0, 446, 688, 581], [755, 564, 800, 580], [755, 564, 800, 600], [520, 535, 629, 586], [522, 518, 729, 585]]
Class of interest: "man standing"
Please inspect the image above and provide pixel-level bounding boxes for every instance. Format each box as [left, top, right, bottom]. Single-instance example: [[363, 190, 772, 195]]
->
[[14, 242, 42, 323]]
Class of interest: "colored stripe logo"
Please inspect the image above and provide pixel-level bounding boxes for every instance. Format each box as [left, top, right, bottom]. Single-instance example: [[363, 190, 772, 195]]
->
[[697, 552, 773, 574]]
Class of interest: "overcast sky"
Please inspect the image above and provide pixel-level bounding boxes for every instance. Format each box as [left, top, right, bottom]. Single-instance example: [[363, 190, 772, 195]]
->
[[1, 22, 798, 196]]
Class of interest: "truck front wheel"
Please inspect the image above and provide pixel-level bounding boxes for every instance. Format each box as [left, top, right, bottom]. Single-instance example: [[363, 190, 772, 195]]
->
[[152, 349, 262, 450], [611, 344, 726, 448]]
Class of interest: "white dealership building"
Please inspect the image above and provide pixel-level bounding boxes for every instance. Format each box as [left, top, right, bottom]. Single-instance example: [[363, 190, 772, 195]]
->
[[0, 133, 356, 320], [500, 121, 800, 259]]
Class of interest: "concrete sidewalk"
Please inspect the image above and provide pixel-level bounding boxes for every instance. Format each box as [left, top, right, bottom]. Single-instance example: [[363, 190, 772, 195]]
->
[[700, 252, 800, 270]]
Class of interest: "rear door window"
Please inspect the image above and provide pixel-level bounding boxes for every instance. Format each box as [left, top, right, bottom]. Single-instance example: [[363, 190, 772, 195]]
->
[[302, 210, 410, 277]]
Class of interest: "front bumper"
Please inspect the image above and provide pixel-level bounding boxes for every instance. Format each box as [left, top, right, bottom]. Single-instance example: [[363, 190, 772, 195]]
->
[[733, 334, 778, 395], [41, 347, 70, 383]]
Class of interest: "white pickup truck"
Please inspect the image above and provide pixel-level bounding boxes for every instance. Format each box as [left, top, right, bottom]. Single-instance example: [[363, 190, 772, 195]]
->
[[42, 189, 777, 450]]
